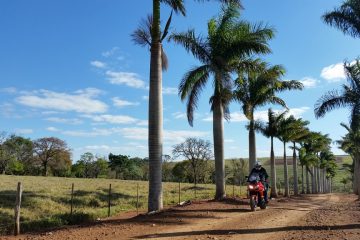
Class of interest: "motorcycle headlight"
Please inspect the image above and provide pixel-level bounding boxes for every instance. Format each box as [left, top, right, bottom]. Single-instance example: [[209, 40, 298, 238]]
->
[[249, 185, 254, 189]]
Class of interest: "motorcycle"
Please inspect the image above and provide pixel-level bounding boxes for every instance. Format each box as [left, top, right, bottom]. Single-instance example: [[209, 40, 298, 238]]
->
[[246, 173, 267, 211]]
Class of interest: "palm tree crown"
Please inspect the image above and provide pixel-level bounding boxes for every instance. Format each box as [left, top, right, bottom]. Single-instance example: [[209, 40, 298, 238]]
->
[[315, 60, 360, 131], [323, 0, 360, 38], [172, 3, 274, 199]]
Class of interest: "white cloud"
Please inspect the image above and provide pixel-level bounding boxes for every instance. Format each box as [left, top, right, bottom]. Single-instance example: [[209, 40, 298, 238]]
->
[[90, 60, 106, 69], [321, 62, 346, 82], [16, 88, 108, 114], [106, 71, 146, 89], [287, 107, 310, 118], [172, 112, 187, 119], [84, 114, 138, 124], [225, 139, 235, 143], [163, 87, 178, 95], [300, 77, 319, 88], [164, 130, 209, 143], [119, 127, 209, 143], [45, 117, 83, 125], [83, 145, 111, 150], [137, 120, 148, 126], [14, 128, 33, 134], [142, 95, 149, 101], [112, 97, 139, 107], [102, 47, 120, 57], [63, 128, 117, 137], [121, 127, 148, 140], [1, 87, 17, 94], [46, 127, 60, 132]]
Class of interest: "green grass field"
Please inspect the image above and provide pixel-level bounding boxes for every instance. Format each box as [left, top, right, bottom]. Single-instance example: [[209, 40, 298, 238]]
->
[[0, 175, 247, 235], [0, 155, 351, 235]]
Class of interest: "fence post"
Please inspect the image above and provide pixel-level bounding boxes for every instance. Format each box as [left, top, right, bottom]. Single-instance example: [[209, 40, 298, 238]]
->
[[194, 184, 197, 200], [108, 184, 112, 217], [233, 178, 235, 198], [14, 182, 22, 236], [70, 183, 74, 216], [136, 183, 139, 215], [178, 182, 181, 205]]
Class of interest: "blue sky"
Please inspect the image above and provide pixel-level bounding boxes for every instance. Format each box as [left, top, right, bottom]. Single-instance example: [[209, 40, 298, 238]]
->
[[0, 0, 359, 162]]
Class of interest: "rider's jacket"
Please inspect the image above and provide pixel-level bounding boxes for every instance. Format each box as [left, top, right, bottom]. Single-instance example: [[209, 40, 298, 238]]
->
[[249, 167, 269, 182]]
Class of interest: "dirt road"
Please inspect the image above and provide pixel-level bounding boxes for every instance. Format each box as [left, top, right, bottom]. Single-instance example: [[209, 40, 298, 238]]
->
[[5, 193, 360, 240]]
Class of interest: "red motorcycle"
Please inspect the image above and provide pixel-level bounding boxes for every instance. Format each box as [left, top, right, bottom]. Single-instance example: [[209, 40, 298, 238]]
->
[[247, 173, 267, 211]]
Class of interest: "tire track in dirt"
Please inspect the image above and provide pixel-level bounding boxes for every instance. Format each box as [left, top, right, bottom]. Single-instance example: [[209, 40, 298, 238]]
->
[[140, 194, 338, 240]]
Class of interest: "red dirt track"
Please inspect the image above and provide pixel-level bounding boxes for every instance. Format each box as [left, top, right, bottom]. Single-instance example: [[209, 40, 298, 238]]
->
[[4, 193, 360, 240]]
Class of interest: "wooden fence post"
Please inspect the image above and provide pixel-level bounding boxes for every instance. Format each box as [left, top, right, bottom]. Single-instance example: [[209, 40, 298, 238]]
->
[[233, 178, 235, 198], [70, 183, 74, 216], [178, 182, 181, 205], [108, 184, 111, 217], [14, 182, 22, 236], [136, 183, 139, 215]]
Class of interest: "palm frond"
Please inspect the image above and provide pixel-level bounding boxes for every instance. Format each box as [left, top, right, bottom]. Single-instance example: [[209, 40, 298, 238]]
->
[[170, 30, 210, 64], [322, 0, 360, 38], [314, 90, 349, 118], [131, 15, 152, 47], [179, 65, 210, 126], [160, 0, 186, 16]]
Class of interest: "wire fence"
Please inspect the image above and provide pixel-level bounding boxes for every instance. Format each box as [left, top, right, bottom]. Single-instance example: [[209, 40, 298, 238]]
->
[[0, 180, 248, 236]]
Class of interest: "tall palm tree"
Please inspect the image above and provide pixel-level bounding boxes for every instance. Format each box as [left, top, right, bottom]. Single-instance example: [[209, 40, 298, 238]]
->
[[277, 115, 298, 197], [287, 118, 309, 195], [171, 4, 273, 200], [315, 60, 360, 196], [234, 65, 303, 172], [257, 108, 287, 198], [323, 0, 360, 38], [132, 0, 241, 212], [337, 122, 360, 194]]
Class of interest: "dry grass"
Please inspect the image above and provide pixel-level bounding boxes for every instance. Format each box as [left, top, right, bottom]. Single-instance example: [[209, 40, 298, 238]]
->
[[0, 175, 247, 235]]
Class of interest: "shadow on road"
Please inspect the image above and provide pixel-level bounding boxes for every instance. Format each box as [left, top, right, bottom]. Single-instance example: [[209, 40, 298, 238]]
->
[[134, 224, 360, 239]]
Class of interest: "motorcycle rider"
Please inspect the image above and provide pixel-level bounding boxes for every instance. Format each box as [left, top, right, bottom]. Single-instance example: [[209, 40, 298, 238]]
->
[[249, 160, 269, 203]]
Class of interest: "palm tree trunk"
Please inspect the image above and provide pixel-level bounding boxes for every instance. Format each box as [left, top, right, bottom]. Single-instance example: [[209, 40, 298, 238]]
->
[[311, 167, 316, 194], [148, 0, 163, 212], [270, 136, 278, 198], [301, 164, 305, 194], [292, 142, 298, 195], [316, 167, 321, 193], [354, 155, 359, 195], [306, 166, 310, 194], [283, 142, 289, 197], [213, 102, 225, 200], [248, 119, 256, 172], [355, 157, 360, 197]]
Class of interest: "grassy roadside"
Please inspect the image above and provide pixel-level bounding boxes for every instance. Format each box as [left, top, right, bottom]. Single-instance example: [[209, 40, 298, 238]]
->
[[0, 175, 247, 235]]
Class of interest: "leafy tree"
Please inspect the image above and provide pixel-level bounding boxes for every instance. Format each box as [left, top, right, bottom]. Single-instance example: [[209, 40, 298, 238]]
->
[[172, 160, 192, 182], [79, 152, 96, 178], [234, 64, 303, 172], [108, 153, 130, 179], [172, 138, 213, 187], [49, 149, 72, 177], [162, 154, 173, 182], [171, 4, 274, 199], [229, 158, 248, 186], [33, 137, 71, 176], [93, 157, 109, 178]]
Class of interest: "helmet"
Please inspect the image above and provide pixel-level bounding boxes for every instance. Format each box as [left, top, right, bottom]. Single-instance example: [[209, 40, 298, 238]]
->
[[255, 160, 262, 169]]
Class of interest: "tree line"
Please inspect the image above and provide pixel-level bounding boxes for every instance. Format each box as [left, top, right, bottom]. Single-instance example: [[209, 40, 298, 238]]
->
[[0, 133, 250, 185]]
